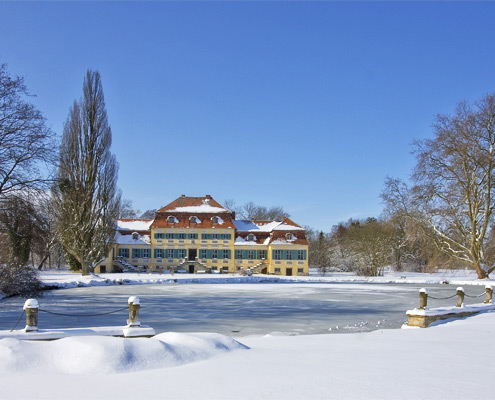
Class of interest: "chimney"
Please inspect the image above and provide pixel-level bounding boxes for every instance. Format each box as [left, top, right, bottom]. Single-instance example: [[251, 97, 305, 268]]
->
[[206, 194, 211, 199], [181, 194, 185, 198]]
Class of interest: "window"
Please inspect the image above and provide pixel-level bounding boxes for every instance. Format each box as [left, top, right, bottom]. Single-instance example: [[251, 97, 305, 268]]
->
[[178, 249, 186, 259], [222, 234, 231, 240], [286, 233, 294, 241], [223, 250, 230, 259], [273, 250, 282, 260], [259, 250, 266, 260], [200, 249, 207, 259], [178, 233, 186, 239], [132, 248, 142, 258], [189, 216, 198, 223], [248, 250, 255, 260], [118, 248, 129, 258], [132, 232, 139, 240], [275, 268, 281, 273], [189, 233, 198, 239], [154, 233, 165, 239], [211, 216, 219, 224], [297, 250, 305, 260], [154, 249, 164, 258], [167, 216, 176, 224], [235, 250, 243, 259], [166, 249, 174, 259], [143, 248, 151, 258], [247, 234, 255, 242], [211, 250, 218, 259], [298, 268, 304, 274], [166, 233, 174, 239], [286, 250, 293, 260]]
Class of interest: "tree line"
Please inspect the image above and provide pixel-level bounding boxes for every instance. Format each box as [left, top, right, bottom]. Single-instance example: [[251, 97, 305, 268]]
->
[[0, 64, 120, 294], [309, 94, 495, 278]]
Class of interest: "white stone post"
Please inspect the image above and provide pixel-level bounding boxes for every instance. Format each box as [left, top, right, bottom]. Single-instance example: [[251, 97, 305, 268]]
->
[[127, 296, 141, 327], [419, 288, 428, 310], [23, 299, 39, 332], [456, 287, 465, 307]]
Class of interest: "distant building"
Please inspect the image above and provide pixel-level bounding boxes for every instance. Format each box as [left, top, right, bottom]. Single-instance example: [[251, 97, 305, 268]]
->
[[96, 195, 309, 276]]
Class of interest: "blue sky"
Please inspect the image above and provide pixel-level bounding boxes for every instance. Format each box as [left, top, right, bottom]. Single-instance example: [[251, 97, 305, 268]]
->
[[1, 1, 495, 232]]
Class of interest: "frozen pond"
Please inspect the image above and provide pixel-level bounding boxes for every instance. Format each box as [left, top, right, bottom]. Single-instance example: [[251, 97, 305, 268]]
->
[[0, 282, 484, 337]]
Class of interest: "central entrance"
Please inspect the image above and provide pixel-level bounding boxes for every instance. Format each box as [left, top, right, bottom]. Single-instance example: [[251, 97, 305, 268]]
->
[[188, 248, 197, 261]]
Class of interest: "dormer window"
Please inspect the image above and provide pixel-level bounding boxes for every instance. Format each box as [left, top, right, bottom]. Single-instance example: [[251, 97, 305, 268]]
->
[[286, 233, 294, 241], [247, 233, 255, 242], [167, 216, 176, 224], [189, 216, 199, 223], [132, 232, 139, 240], [211, 216, 219, 224]]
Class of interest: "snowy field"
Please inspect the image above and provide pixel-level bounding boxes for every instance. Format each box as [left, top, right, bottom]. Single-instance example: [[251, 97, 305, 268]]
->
[[0, 269, 494, 399]]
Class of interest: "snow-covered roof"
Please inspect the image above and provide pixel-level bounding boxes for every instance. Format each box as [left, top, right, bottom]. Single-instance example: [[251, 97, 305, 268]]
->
[[169, 205, 227, 213], [233, 219, 305, 232], [114, 232, 151, 245], [116, 219, 153, 231]]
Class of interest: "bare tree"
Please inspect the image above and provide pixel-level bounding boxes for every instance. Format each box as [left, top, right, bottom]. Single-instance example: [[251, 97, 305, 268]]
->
[[0, 64, 54, 197], [53, 70, 120, 275], [385, 94, 495, 278], [232, 201, 290, 220], [119, 198, 140, 218]]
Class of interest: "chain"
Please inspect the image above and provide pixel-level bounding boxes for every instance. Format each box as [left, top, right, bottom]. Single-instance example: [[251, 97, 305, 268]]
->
[[38, 306, 128, 317], [428, 294, 458, 300], [10, 310, 25, 332]]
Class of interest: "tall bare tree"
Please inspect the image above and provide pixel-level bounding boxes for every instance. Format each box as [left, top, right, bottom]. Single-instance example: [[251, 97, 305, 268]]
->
[[0, 64, 54, 196], [53, 70, 120, 275], [385, 94, 495, 278]]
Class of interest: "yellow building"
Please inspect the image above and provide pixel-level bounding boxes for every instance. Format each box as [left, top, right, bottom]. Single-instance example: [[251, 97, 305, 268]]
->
[[97, 195, 309, 276]]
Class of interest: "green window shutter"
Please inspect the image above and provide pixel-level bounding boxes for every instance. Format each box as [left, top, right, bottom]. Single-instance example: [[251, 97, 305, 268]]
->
[[292, 250, 297, 260], [206, 250, 212, 259], [173, 249, 178, 259]]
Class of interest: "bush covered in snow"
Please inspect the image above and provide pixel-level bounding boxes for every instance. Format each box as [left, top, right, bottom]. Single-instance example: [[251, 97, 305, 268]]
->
[[0, 262, 42, 297]]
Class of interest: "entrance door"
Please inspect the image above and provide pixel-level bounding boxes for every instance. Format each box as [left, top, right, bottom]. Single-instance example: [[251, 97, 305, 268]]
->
[[188, 264, 195, 273], [188, 248, 197, 261], [286, 268, 293, 276]]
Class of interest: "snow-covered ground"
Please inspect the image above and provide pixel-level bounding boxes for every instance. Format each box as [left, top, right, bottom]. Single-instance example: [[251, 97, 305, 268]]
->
[[1, 312, 494, 399], [39, 267, 493, 289], [1, 269, 494, 399]]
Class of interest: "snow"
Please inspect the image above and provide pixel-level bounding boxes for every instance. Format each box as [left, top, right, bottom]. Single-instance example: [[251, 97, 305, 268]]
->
[[38, 268, 495, 290], [115, 219, 153, 231], [114, 231, 150, 245], [0, 325, 155, 340], [1, 312, 494, 399], [169, 205, 227, 213], [2, 269, 495, 398]]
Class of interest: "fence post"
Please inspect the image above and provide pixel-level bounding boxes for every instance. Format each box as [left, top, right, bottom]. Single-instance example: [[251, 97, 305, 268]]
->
[[419, 288, 428, 310], [485, 286, 493, 304], [23, 299, 39, 332], [127, 296, 141, 327], [456, 287, 465, 307]]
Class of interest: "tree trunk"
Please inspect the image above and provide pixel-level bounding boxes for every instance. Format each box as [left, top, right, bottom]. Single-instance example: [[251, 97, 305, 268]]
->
[[81, 259, 90, 276]]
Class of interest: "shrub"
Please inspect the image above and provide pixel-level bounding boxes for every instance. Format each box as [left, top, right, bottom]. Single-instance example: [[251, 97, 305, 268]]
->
[[0, 262, 42, 297]]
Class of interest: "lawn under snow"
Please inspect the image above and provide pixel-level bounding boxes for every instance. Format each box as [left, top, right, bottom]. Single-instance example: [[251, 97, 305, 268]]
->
[[1, 312, 494, 399], [39, 267, 493, 290], [1, 269, 494, 399]]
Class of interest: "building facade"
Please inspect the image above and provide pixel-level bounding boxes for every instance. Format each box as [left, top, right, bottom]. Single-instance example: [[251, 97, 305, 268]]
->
[[96, 195, 309, 276]]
